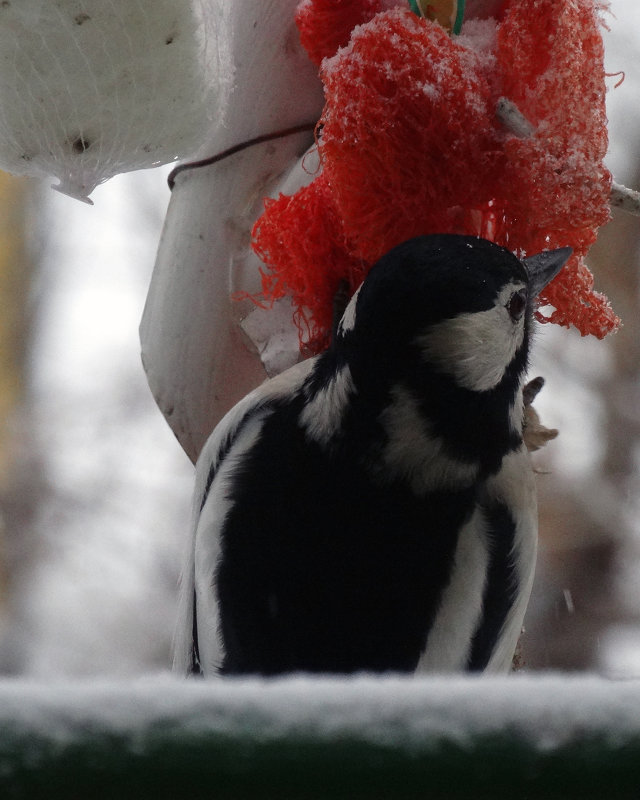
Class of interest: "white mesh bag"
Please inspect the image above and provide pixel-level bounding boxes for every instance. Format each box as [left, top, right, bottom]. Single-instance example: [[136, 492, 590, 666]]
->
[[0, 0, 221, 203]]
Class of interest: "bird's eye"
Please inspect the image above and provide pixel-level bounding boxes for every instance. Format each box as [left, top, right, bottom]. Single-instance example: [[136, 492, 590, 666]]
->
[[507, 289, 527, 322]]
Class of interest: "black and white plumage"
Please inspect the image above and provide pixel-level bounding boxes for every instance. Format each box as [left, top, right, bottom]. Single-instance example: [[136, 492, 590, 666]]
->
[[174, 234, 571, 677]]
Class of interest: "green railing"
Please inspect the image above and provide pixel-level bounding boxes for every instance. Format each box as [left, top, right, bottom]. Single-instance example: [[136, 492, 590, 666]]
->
[[1, 675, 639, 798]]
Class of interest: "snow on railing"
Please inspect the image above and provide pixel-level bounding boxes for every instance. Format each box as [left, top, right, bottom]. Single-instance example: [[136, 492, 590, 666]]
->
[[1, 674, 639, 798]]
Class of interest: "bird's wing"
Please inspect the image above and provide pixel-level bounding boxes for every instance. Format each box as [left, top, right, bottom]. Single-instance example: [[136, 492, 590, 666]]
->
[[479, 443, 538, 673], [172, 357, 316, 675], [416, 443, 537, 675]]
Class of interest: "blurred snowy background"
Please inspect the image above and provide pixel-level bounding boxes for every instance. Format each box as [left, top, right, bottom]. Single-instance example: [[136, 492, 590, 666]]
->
[[0, 0, 639, 679], [0, 167, 193, 676]]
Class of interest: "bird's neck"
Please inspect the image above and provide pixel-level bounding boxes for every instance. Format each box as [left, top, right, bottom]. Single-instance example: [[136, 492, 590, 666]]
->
[[347, 361, 524, 491], [299, 352, 524, 493]]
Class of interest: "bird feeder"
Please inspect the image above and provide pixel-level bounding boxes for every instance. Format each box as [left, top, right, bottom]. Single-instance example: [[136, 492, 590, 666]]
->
[[139, 2, 324, 462], [0, 0, 634, 466], [0, 0, 220, 203]]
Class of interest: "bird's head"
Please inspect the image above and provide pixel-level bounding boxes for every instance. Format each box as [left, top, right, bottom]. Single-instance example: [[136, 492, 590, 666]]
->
[[336, 234, 571, 398]]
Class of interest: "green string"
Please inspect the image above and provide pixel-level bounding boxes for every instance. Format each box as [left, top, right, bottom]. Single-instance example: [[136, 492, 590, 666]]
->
[[408, 1, 466, 35], [453, 0, 465, 34]]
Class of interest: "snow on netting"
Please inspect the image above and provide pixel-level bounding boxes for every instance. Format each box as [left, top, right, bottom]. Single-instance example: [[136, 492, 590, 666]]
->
[[254, 0, 619, 353], [0, 0, 222, 203]]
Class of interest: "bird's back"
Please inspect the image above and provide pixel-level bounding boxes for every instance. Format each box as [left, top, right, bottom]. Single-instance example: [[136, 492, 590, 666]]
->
[[213, 401, 481, 675]]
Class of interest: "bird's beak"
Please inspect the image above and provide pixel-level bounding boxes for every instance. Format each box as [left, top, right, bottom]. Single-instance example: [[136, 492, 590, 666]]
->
[[522, 247, 573, 297]]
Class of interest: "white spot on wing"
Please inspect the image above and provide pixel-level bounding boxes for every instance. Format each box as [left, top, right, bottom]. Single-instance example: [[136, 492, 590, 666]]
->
[[415, 444, 537, 674], [377, 386, 479, 494], [509, 383, 525, 437], [482, 444, 537, 673], [299, 364, 356, 446], [197, 357, 317, 479], [173, 357, 316, 675], [417, 283, 526, 392], [417, 506, 489, 672], [193, 413, 268, 675], [337, 284, 362, 336]]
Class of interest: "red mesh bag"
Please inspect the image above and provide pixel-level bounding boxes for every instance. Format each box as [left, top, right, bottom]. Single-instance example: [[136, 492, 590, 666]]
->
[[295, 0, 386, 66], [252, 173, 369, 353], [319, 8, 505, 261], [252, 0, 618, 350], [491, 0, 615, 335]]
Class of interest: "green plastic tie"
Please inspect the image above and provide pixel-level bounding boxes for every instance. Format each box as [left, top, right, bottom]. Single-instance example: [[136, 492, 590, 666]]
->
[[408, 1, 466, 35]]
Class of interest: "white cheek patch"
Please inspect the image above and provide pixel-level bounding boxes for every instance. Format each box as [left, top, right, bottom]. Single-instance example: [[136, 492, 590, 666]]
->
[[337, 284, 362, 336], [299, 364, 356, 446], [418, 284, 526, 393], [378, 386, 480, 494]]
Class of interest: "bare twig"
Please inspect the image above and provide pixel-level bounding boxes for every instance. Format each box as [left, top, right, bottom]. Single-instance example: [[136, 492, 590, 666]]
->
[[496, 97, 536, 138], [496, 97, 640, 217], [610, 182, 640, 216]]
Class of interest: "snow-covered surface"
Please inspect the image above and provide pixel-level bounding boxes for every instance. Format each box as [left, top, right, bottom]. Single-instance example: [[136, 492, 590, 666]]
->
[[0, 674, 639, 746], [2, 675, 638, 797], [1, 169, 193, 677]]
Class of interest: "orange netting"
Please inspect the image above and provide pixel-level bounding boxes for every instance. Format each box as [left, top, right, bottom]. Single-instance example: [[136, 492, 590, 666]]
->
[[252, 174, 369, 353], [295, 0, 386, 66], [252, 0, 618, 352]]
